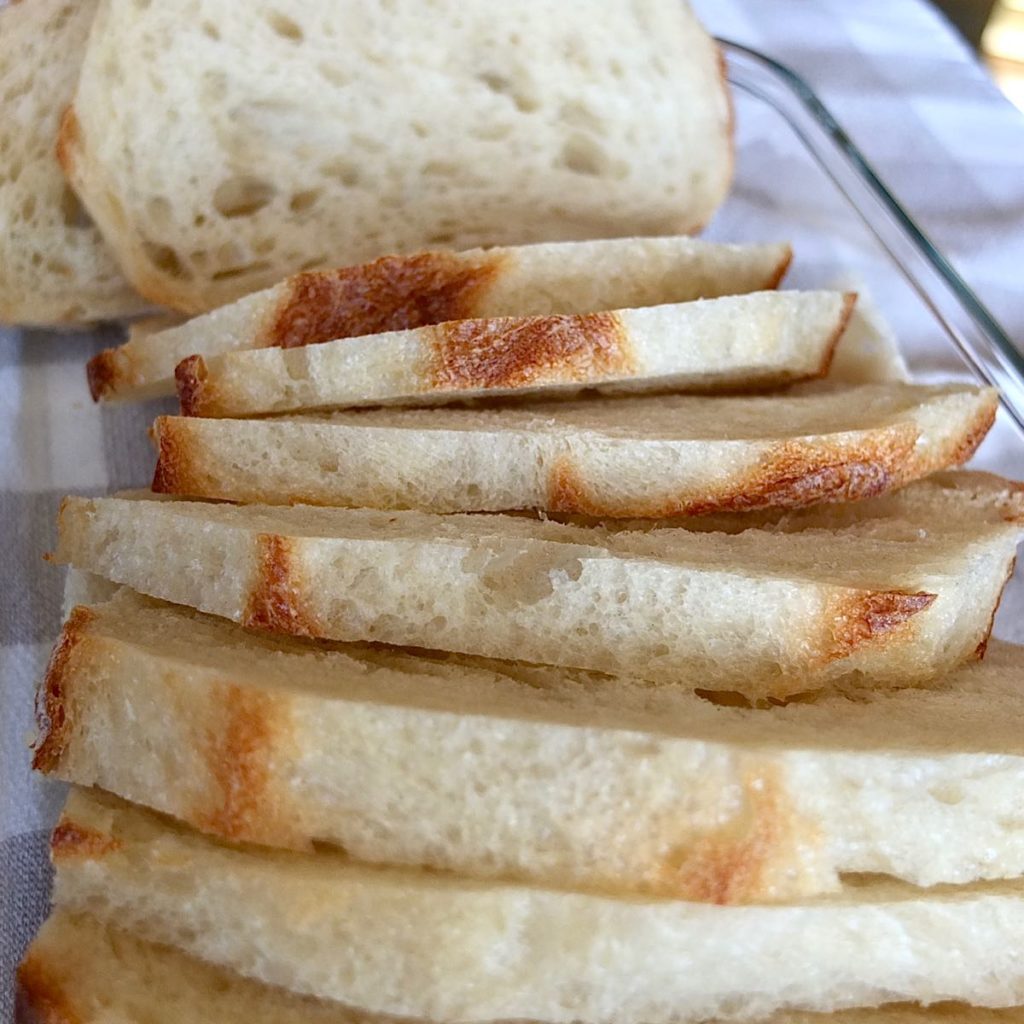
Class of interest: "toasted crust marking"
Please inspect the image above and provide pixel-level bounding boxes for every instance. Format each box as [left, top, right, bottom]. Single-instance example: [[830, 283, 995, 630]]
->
[[175, 354, 212, 416], [976, 554, 1017, 659], [945, 393, 998, 467], [54, 106, 79, 178], [262, 250, 509, 350], [243, 534, 316, 636], [817, 292, 858, 377], [763, 245, 793, 291], [659, 767, 808, 904], [85, 350, 118, 402], [32, 607, 95, 775], [15, 953, 80, 1024], [151, 417, 200, 495], [547, 424, 920, 519], [197, 685, 282, 844], [50, 819, 120, 861], [429, 311, 634, 392], [827, 590, 936, 661]]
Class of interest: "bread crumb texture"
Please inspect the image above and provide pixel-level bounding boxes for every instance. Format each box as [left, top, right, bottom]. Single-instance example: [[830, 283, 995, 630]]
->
[[62, 0, 730, 311]]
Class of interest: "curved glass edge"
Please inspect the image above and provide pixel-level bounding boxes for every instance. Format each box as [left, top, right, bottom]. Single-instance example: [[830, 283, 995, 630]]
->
[[719, 38, 1024, 439]]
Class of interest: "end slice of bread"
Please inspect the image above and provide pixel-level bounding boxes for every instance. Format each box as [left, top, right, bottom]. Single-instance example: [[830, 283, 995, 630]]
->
[[171, 290, 853, 416], [0, 0, 146, 325], [86, 237, 791, 401], [48, 788, 1024, 1023], [34, 590, 1024, 901], [21, 910, 1020, 1024], [60, 0, 732, 313], [151, 382, 996, 516], [50, 490, 1022, 698]]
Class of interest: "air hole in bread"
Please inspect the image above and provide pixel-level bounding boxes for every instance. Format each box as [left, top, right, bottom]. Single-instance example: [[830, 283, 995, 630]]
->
[[201, 21, 221, 41], [210, 261, 272, 282], [474, 70, 539, 113], [200, 71, 228, 104], [317, 63, 351, 87], [289, 189, 321, 213], [212, 176, 277, 218], [19, 194, 36, 221], [59, 186, 92, 229], [320, 158, 360, 187], [266, 11, 303, 42], [930, 783, 965, 806], [141, 241, 191, 281], [146, 196, 172, 230], [558, 133, 611, 177], [427, 232, 455, 245]]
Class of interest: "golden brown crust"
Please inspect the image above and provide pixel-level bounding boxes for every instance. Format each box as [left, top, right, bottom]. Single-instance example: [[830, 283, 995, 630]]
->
[[975, 554, 1017, 659], [175, 354, 213, 416], [32, 607, 95, 774], [196, 684, 293, 845], [429, 311, 634, 392], [816, 292, 858, 377], [259, 251, 508, 350], [151, 417, 201, 495], [243, 534, 317, 636], [944, 392, 998, 467], [85, 349, 118, 402], [50, 819, 121, 861], [763, 245, 793, 290], [54, 106, 79, 179], [15, 953, 80, 1024], [657, 767, 811, 904], [825, 590, 936, 661], [547, 424, 920, 519]]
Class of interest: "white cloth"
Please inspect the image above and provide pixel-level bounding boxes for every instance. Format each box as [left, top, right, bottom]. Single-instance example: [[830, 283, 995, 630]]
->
[[3, 2, 1024, 1018]]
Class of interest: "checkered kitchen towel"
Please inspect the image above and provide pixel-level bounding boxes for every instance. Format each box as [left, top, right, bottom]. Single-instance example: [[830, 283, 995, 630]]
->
[[3, 0, 1024, 1018]]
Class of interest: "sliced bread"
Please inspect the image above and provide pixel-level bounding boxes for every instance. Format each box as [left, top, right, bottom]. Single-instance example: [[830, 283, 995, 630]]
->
[[152, 382, 996, 516], [86, 237, 792, 401], [50, 788, 1024, 1024], [34, 591, 1024, 901], [59, 0, 732, 313], [50, 492, 1022, 698], [172, 291, 853, 416], [20, 910, 1023, 1024], [0, 0, 146, 325]]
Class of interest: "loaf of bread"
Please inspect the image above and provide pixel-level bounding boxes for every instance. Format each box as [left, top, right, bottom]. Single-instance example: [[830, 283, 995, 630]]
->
[[0, 0, 145, 325], [172, 291, 853, 416], [151, 382, 997, 516], [51, 490, 1021, 698], [22, 910, 1021, 1024], [86, 237, 792, 401], [34, 590, 1024, 902], [59, 0, 733, 313], [50, 788, 1024, 1024]]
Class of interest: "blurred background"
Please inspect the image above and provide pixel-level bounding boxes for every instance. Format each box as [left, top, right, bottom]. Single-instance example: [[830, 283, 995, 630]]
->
[[937, 0, 1024, 108]]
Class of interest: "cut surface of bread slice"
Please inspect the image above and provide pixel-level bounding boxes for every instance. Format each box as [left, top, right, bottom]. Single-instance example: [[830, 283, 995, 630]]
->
[[50, 789, 1024, 1024], [173, 290, 853, 416], [61, 0, 731, 313], [86, 237, 792, 401], [51, 492, 1022, 698], [34, 591, 1024, 901], [19, 910, 1024, 1024], [0, 0, 146, 325], [152, 382, 996, 516]]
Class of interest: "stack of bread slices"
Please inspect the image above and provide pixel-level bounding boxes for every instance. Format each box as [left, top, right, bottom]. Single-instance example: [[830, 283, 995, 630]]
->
[[19, 235, 1024, 1023]]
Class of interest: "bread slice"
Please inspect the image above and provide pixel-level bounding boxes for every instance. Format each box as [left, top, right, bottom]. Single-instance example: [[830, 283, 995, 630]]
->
[[34, 589, 1024, 901], [59, 0, 731, 313], [0, 0, 146, 325], [152, 382, 996, 516], [23, 911, 1020, 1024], [49, 788, 1024, 1023], [172, 290, 852, 416], [21, 910, 1024, 1024], [86, 237, 792, 402], [50, 491, 1022, 698]]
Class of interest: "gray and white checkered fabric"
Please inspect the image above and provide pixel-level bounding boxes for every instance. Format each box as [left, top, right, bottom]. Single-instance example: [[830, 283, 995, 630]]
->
[[3, 1, 1024, 1019]]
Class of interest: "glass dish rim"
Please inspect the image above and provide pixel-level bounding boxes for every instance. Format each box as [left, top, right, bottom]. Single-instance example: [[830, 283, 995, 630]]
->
[[719, 37, 1024, 434]]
